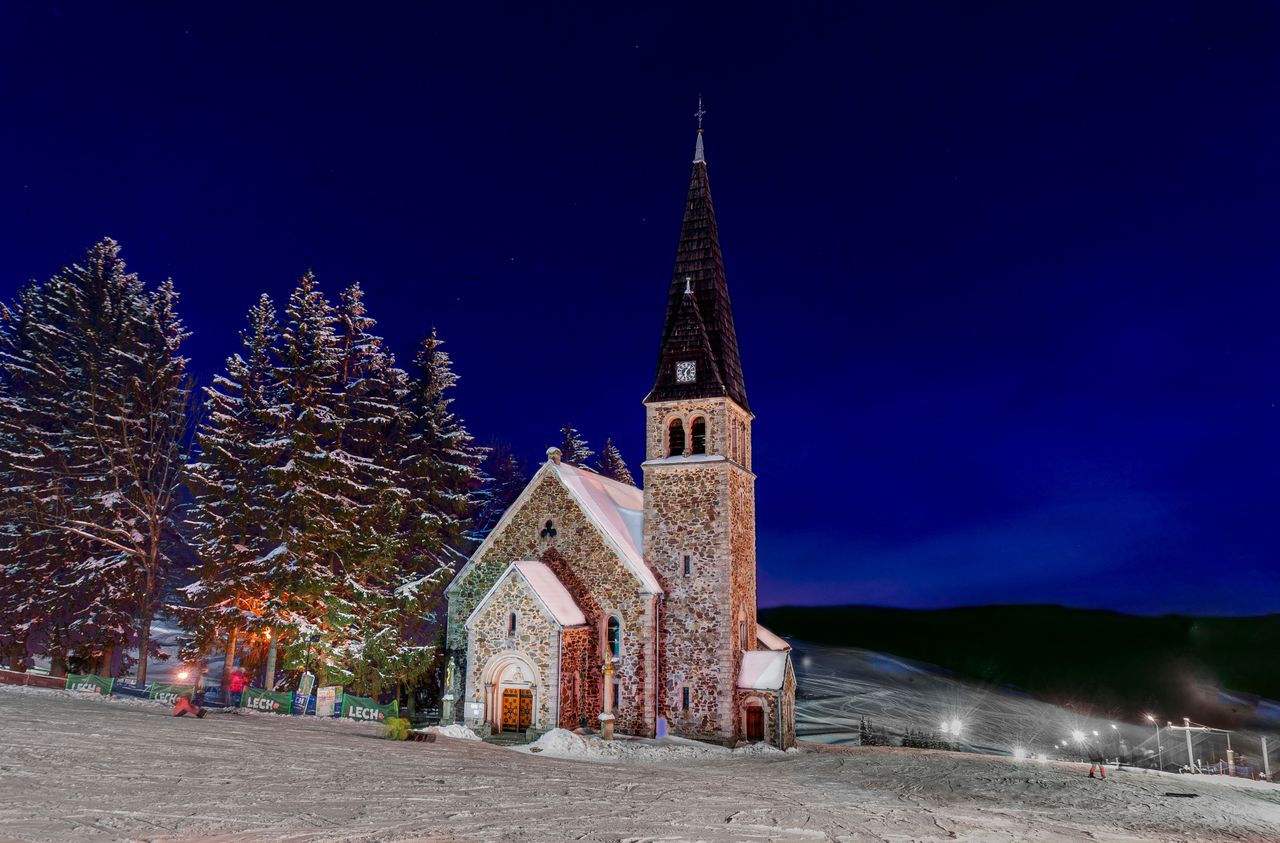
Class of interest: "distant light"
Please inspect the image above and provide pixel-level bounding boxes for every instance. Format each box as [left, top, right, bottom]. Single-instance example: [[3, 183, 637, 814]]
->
[[1092, 730, 1099, 737], [950, 719, 963, 736], [1072, 730, 1086, 744], [177, 669, 189, 681], [1110, 724, 1118, 730], [1013, 746, 1027, 761]]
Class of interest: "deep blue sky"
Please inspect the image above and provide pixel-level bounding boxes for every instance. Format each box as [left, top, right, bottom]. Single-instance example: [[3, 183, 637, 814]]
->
[[3, 2, 1278, 614]]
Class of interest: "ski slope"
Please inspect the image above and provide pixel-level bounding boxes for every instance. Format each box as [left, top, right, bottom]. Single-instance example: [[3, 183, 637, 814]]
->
[[793, 641, 1280, 774]]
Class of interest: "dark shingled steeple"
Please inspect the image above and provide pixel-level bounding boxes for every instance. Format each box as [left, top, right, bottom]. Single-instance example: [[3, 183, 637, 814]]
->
[[645, 130, 749, 411]]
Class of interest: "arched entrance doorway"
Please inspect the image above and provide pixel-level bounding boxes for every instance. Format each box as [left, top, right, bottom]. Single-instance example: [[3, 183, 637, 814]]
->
[[481, 652, 539, 733]]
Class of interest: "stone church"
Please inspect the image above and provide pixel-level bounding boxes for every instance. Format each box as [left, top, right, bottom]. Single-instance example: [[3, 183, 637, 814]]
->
[[443, 126, 796, 748]]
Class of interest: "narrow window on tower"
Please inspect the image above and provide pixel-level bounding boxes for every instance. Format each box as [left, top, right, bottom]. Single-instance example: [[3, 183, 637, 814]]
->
[[606, 615, 622, 660], [667, 418, 685, 457], [681, 686, 691, 711], [690, 416, 706, 455], [612, 681, 620, 709], [508, 612, 517, 637], [682, 554, 692, 576]]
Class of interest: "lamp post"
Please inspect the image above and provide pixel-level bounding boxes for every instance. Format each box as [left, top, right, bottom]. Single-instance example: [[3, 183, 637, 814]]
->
[[1145, 714, 1163, 770]]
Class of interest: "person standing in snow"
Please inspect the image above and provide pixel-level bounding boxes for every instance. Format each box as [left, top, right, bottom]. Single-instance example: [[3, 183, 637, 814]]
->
[[228, 666, 247, 707]]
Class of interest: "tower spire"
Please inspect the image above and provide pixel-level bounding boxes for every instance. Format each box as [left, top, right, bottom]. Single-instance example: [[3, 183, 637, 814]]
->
[[694, 96, 706, 163], [646, 112, 749, 410]]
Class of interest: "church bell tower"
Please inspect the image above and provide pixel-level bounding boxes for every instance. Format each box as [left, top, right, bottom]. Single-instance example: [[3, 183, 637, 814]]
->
[[643, 117, 757, 744]]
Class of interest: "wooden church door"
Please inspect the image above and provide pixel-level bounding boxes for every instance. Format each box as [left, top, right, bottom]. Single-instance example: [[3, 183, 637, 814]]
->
[[745, 706, 765, 742], [501, 689, 533, 732]]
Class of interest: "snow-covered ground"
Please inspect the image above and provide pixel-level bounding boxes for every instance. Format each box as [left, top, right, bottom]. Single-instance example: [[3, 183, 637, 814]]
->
[[4, 684, 1280, 842]]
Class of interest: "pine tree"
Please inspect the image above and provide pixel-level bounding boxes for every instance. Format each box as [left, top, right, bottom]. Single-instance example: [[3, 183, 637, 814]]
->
[[181, 294, 287, 668], [557, 423, 593, 466], [594, 438, 635, 486], [0, 239, 191, 679], [398, 329, 485, 575], [471, 442, 527, 540]]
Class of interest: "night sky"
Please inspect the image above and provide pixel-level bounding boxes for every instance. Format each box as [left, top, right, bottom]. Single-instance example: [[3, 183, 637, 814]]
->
[[3, 3, 1278, 615]]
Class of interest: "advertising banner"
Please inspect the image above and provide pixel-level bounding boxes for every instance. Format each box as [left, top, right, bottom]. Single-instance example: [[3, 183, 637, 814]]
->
[[148, 683, 195, 704], [240, 686, 293, 714], [340, 692, 398, 722], [65, 673, 113, 695], [297, 672, 315, 704], [316, 685, 340, 717]]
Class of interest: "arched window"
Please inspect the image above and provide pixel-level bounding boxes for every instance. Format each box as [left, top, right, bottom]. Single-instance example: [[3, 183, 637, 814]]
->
[[606, 615, 622, 659], [540, 519, 557, 541], [667, 418, 685, 457], [690, 416, 707, 455], [508, 612, 517, 636]]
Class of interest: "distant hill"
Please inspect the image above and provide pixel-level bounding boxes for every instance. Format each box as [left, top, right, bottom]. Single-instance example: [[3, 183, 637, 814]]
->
[[759, 605, 1280, 728]]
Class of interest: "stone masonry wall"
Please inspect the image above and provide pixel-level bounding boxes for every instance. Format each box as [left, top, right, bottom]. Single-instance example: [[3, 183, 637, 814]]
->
[[644, 397, 749, 464], [449, 468, 656, 736], [782, 658, 797, 749], [557, 626, 595, 730], [643, 458, 734, 738], [645, 396, 756, 745], [727, 462, 758, 705], [464, 573, 559, 731]]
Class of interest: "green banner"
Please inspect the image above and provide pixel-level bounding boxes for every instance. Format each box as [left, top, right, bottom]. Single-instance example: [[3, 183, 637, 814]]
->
[[340, 693, 398, 722], [148, 683, 195, 704], [65, 673, 113, 695], [240, 686, 293, 714]]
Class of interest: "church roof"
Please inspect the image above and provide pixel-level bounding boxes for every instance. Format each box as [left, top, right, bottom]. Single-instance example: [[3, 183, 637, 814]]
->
[[448, 458, 662, 598], [738, 650, 790, 691], [645, 130, 750, 411], [551, 461, 659, 594], [756, 624, 791, 652], [466, 560, 587, 629]]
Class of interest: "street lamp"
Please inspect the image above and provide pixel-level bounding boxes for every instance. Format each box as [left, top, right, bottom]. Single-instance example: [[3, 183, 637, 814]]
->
[[1145, 714, 1163, 771]]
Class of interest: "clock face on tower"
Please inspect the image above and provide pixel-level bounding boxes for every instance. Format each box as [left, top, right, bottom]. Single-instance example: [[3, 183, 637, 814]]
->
[[675, 360, 697, 383]]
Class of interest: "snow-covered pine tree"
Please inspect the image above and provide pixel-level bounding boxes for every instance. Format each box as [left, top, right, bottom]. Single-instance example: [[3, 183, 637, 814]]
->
[[323, 282, 420, 691], [594, 438, 635, 486], [268, 272, 350, 639], [181, 294, 288, 675], [0, 239, 191, 679], [398, 329, 485, 577], [470, 442, 527, 541], [557, 423, 593, 466]]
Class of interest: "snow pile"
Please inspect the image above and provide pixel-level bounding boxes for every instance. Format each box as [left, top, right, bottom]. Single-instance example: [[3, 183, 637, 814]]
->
[[425, 724, 482, 741], [733, 741, 787, 756], [519, 728, 792, 764]]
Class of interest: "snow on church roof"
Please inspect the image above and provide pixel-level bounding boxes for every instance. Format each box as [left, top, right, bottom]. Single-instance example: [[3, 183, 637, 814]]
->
[[756, 624, 791, 652], [513, 561, 586, 627], [551, 460, 661, 594], [466, 560, 587, 629], [738, 650, 789, 691]]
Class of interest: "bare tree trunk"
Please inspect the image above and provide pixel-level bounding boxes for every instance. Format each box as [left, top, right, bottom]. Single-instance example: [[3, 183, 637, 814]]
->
[[222, 628, 238, 704], [98, 645, 114, 678], [264, 635, 277, 690], [136, 558, 156, 685], [136, 606, 154, 685], [7, 647, 25, 672], [48, 627, 68, 677]]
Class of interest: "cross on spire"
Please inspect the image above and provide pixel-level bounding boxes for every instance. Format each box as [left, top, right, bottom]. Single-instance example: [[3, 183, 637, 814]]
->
[[695, 95, 706, 131]]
